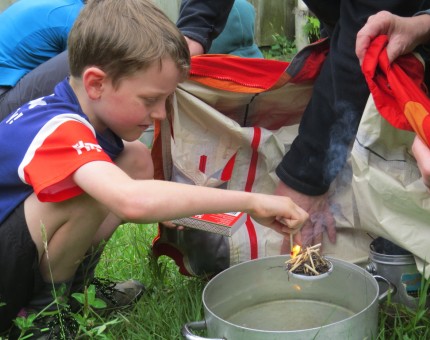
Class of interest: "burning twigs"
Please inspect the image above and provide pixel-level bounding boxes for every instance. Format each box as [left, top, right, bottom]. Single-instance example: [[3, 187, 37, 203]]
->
[[285, 243, 331, 277]]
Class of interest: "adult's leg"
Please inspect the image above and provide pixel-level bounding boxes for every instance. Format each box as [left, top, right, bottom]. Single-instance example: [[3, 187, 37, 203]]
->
[[0, 51, 69, 120]]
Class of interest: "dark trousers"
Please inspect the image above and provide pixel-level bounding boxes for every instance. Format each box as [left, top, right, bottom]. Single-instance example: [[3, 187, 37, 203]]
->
[[0, 51, 70, 121]]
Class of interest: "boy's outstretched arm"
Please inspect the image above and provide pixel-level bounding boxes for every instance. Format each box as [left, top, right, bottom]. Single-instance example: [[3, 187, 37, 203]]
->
[[73, 161, 308, 236]]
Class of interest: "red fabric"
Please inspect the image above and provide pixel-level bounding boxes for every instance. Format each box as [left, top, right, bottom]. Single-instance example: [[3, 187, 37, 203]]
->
[[286, 38, 329, 83], [190, 54, 289, 90], [362, 35, 430, 146]]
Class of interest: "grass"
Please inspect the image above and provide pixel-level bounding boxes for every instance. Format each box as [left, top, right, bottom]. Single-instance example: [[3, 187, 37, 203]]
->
[[4, 222, 430, 339], [93, 223, 207, 339], [377, 273, 430, 339]]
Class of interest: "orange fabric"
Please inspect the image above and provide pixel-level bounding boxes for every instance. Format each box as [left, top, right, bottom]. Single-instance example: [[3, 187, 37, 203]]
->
[[362, 35, 430, 146]]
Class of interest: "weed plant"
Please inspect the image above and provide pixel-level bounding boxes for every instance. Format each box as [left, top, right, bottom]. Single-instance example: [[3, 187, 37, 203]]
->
[[262, 31, 297, 61]]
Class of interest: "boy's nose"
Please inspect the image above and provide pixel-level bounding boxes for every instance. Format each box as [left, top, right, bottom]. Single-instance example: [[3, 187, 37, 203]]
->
[[150, 102, 167, 120]]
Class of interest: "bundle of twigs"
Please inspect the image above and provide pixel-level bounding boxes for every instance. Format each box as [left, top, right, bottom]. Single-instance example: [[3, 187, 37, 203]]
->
[[285, 243, 331, 276]]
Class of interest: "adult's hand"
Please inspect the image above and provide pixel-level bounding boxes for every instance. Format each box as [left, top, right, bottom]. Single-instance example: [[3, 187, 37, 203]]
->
[[184, 36, 204, 56], [275, 181, 336, 249], [356, 11, 430, 65], [412, 135, 430, 191]]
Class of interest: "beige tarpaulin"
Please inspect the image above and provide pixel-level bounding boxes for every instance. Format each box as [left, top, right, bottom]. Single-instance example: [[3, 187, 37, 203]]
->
[[152, 51, 429, 277]]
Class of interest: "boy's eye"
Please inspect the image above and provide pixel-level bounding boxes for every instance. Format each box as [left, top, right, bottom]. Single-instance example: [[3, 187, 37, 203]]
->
[[144, 98, 158, 104]]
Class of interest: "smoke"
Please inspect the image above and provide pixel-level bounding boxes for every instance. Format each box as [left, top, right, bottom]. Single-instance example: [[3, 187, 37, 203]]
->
[[323, 100, 361, 184]]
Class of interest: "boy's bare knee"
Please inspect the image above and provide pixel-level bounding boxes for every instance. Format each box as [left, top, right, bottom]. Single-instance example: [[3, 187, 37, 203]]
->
[[25, 194, 106, 238], [25, 193, 107, 265], [117, 140, 154, 180]]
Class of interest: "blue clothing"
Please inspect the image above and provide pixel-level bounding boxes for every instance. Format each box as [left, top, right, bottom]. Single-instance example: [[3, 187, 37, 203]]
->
[[0, 0, 84, 87], [0, 78, 121, 224], [208, 0, 263, 58]]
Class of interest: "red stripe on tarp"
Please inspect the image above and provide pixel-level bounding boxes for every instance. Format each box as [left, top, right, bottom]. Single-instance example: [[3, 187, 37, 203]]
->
[[220, 153, 237, 181], [199, 155, 207, 173], [246, 215, 258, 260], [244, 127, 261, 259], [245, 127, 261, 192]]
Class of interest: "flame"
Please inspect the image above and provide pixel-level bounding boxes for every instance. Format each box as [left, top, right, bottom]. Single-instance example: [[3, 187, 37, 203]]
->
[[290, 244, 301, 258]]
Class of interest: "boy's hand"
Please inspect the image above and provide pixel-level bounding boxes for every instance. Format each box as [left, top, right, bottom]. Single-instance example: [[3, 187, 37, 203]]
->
[[249, 193, 309, 237]]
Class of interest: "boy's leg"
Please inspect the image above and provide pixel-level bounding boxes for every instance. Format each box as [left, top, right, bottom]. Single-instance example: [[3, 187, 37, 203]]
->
[[25, 193, 107, 283], [0, 192, 106, 333], [3, 140, 153, 328], [71, 140, 152, 309], [85, 140, 153, 246], [0, 203, 40, 332]]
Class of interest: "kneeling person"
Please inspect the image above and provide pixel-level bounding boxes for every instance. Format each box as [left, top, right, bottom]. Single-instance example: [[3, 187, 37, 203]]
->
[[0, 0, 308, 336]]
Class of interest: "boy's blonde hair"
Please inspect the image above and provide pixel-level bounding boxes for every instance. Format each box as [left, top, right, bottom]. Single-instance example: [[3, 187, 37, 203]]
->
[[68, 0, 190, 88]]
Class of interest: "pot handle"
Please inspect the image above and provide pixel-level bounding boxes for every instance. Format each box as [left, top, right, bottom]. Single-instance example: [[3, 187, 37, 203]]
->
[[373, 274, 397, 302], [181, 320, 225, 340]]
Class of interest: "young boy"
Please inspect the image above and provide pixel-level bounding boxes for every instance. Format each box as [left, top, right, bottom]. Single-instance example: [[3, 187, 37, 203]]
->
[[0, 0, 308, 337]]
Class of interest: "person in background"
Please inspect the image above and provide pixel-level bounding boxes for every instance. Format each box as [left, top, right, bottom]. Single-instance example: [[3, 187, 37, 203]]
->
[[356, 10, 430, 190], [0, 0, 85, 98], [0, 0, 236, 119], [0, 1, 308, 337], [208, 0, 263, 58], [275, 1, 430, 249], [177, 0, 235, 56], [175, 1, 430, 251], [356, 10, 430, 65]]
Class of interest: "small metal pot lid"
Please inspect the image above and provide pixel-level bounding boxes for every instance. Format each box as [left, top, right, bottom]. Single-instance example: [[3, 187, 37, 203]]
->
[[289, 259, 334, 281]]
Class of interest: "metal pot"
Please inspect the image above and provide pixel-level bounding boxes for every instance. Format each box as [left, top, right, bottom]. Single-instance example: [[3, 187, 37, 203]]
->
[[182, 255, 391, 340], [366, 237, 426, 309]]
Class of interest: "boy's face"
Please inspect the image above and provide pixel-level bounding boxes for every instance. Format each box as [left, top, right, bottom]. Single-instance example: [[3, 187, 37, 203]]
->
[[90, 57, 182, 142]]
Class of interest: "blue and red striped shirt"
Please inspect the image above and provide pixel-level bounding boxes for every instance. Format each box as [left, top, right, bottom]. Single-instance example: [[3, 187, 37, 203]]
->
[[0, 78, 122, 223]]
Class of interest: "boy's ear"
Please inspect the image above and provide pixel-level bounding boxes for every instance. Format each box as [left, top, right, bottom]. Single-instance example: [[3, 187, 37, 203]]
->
[[83, 67, 108, 99]]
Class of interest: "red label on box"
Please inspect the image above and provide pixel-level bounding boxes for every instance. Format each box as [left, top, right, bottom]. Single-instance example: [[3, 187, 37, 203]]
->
[[191, 212, 243, 227]]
